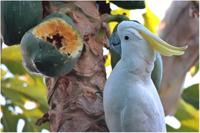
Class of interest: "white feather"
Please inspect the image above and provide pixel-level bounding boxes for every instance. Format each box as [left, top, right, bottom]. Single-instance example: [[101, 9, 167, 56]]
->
[[104, 21, 166, 132]]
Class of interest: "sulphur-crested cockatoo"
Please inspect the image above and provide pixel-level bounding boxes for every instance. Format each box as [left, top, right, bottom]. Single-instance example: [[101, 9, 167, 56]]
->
[[103, 21, 187, 132], [109, 21, 163, 90]]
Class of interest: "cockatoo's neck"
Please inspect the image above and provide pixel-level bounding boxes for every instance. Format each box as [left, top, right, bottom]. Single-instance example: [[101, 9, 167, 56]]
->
[[120, 40, 155, 77]]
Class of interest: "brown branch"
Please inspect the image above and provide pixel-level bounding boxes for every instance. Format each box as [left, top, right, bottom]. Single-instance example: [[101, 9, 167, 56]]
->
[[41, 1, 108, 131], [158, 1, 199, 115]]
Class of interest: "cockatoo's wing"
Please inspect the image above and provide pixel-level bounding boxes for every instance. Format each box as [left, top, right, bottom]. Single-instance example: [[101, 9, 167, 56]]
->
[[151, 53, 163, 89], [121, 101, 166, 132]]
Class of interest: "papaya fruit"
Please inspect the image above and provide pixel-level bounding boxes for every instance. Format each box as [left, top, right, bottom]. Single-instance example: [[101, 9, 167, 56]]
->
[[1, 1, 43, 45], [109, 22, 163, 90], [21, 13, 83, 77], [111, 1, 145, 10]]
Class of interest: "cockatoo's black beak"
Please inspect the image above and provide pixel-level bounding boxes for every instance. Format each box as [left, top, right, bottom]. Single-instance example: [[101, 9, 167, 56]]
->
[[109, 31, 121, 54]]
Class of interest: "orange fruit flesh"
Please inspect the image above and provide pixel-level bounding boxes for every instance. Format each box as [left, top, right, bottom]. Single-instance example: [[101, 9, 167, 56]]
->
[[32, 18, 82, 56]]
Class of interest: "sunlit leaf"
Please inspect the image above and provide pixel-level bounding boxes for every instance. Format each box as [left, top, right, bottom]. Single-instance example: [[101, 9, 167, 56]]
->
[[2, 77, 48, 112], [109, 8, 130, 32], [2, 105, 19, 132], [109, 22, 118, 34], [2, 45, 27, 75], [167, 99, 199, 132], [143, 5, 160, 34], [104, 54, 111, 67], [1, 68, 7, 80], [190, 64, 199, 76], [106, 0, 110, 4], [2, 104, 49, 132], [1, 44, 49, 131], [111, 8, 130, 17]]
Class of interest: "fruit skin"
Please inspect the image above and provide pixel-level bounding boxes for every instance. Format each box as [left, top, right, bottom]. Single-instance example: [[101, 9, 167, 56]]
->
[[42, 13, 75, 28], [21, 32, 76, 76], [21, 13, 83, 77], [1, 1, 43, 45], [111, 1, 145, 10], [109, 24, 163, 90]]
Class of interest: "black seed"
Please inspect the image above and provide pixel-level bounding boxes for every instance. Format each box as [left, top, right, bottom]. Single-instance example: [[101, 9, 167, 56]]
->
[[47, 33, 64, 49], [46, 36, 53, 43], [52, 33, 64, 49]]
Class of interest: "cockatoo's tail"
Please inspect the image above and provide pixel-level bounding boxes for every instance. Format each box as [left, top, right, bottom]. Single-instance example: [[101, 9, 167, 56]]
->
[[117, 21, 187, 56]]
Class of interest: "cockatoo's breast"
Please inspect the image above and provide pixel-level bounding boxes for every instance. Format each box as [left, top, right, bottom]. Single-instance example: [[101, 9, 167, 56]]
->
[[103, 61, 166, 131]]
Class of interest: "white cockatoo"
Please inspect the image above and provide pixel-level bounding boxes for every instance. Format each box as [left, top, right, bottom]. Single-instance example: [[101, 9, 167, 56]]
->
[[103, 21, 187, 132], [109, 20, 163, 90]]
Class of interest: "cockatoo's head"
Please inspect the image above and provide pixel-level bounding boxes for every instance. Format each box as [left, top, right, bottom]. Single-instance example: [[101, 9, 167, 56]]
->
[[112, 21, 187, 57], [109, 20, 141, 55]]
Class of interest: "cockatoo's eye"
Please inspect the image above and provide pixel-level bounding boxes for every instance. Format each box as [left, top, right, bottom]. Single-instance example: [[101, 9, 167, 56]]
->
[[124, 36, 129, 40]]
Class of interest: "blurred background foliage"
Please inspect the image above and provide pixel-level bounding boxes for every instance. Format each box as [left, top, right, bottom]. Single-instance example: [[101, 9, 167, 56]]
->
[[1, 0, 199, 132], [1, 45, 49, 132]]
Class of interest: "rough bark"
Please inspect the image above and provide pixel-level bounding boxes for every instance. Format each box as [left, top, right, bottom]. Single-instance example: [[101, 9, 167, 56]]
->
[[158, 1, 199, 115], [40, 1, 108, 131]]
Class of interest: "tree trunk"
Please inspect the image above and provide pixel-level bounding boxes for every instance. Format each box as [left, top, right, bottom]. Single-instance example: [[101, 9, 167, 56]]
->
[[158, 1, 199, 115], [41, 1, 108, 131]]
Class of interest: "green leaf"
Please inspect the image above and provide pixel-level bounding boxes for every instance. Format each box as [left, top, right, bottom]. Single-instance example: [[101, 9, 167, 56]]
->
[[190, 64, 199, 76], [182, 84, 199, 109], [2, 72, 49, 131], [1, 68, 7, 80], [2, 76, 48, 112], [2, 45, 27, 75], [2, 104, 49, 132], [167, 99, 199, 132], [2, 105, 20, 132]]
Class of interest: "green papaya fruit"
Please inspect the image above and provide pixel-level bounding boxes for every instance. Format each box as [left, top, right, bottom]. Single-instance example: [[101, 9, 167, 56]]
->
[[1, 1, 43, 45], [21, 13, 83, 77], [111, 1, 145, 10]]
